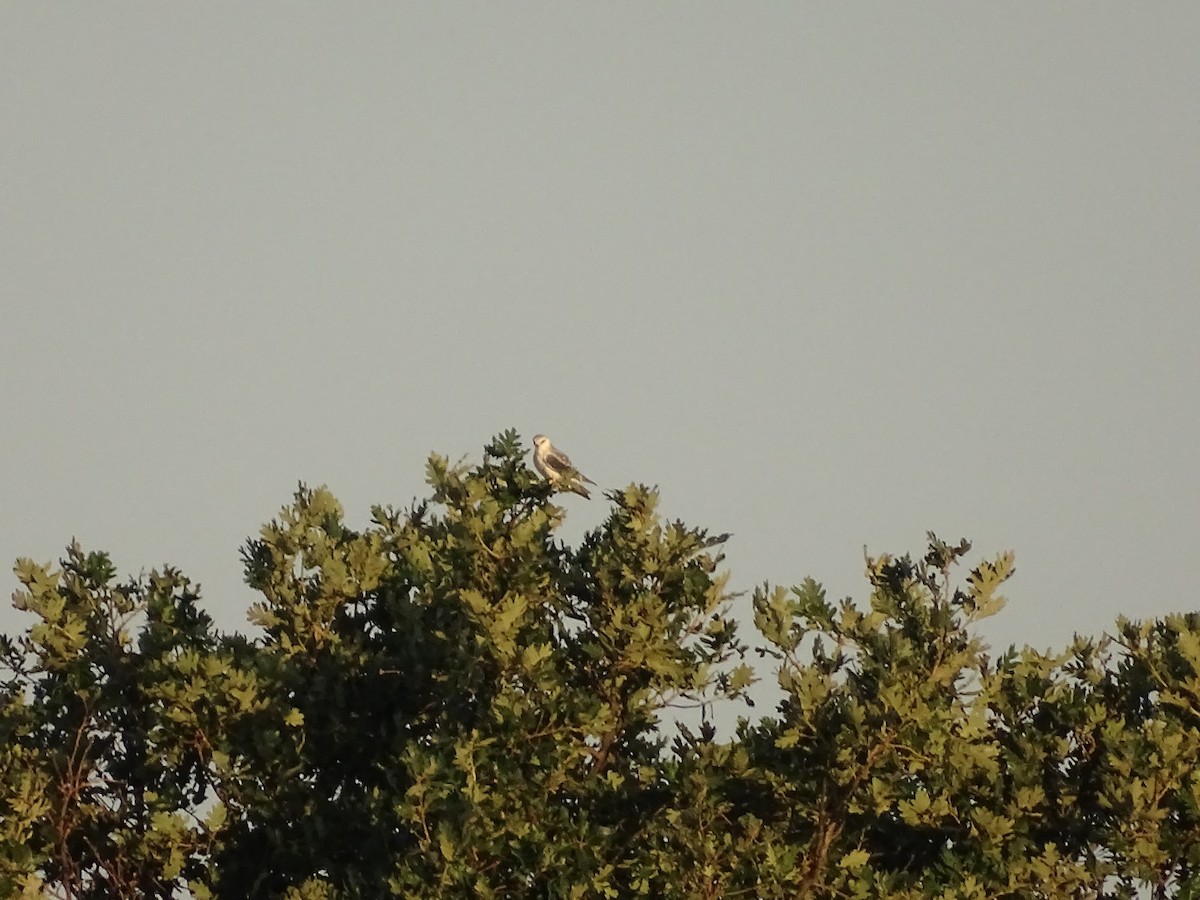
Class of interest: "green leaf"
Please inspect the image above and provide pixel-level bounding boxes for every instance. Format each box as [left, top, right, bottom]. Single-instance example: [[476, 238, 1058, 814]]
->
[[839, 849, 871, 870]]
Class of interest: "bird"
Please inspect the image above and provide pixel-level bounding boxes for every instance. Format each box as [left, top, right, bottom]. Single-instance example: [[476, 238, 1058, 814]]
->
[[532, 434, 596, 499]]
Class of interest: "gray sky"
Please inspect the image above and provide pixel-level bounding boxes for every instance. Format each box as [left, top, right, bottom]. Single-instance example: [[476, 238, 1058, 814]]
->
[[3, 6, 1198, 684]]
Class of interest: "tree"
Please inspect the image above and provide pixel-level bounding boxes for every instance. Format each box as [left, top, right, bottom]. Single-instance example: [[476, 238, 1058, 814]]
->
[[2, 430, 1198, 898]]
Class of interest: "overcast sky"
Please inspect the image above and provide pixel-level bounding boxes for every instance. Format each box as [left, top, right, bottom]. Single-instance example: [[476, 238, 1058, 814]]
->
[[3, 6, 1198, 696]]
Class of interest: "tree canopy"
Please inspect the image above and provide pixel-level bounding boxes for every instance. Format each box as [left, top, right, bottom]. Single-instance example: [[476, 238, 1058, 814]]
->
[[3, 431, 1199, 899]]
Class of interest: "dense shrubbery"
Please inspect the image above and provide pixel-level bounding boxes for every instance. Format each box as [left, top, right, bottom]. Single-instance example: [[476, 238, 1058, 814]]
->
[[3, 431, 1198, 898]]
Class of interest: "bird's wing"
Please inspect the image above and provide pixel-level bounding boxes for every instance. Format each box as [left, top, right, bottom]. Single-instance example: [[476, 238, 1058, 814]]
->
[[542, 447, 577, 475]]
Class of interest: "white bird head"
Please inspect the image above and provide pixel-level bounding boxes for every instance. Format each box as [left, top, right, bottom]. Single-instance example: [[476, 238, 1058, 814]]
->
[[532, 434, 549, 450]]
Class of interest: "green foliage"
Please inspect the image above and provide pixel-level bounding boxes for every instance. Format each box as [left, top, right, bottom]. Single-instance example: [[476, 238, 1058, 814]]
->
[[3, 432, 1199, 898]]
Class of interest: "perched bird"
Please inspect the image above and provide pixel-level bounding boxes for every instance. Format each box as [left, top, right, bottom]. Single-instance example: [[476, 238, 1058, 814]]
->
[[532, 434, 596, 499]]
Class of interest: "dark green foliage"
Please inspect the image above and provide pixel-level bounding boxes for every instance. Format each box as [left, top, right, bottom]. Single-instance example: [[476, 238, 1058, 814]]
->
[[3, 432, 1198, 898]]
